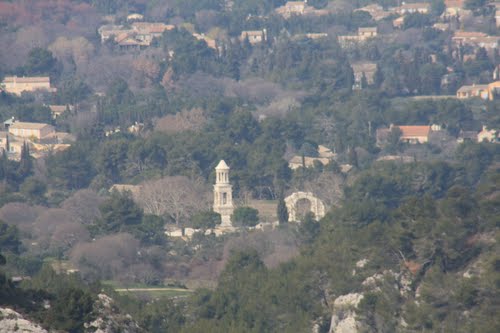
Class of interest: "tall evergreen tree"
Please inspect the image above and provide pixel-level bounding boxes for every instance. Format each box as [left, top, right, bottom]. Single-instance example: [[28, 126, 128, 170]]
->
[[17, 142, 33, 179], [361, 72, 368, 89], [99, 190, 143, 233], [0, 150, 7, 180], [348, 147, 359, 168], [277, 194, 289, 225]]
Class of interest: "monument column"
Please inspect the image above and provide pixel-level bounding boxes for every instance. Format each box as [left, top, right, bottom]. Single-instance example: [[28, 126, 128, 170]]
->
[[213, 160, 234, 227]]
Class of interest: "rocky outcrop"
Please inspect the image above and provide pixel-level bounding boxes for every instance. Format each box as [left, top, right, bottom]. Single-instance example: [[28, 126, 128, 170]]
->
[[0, 307, 48, 333], [328, 293, 366, 333], [1, 293, 141, 333], [84, 294, 141, 333], [328, 264, 414, 333], [361, 269, 412, 297]]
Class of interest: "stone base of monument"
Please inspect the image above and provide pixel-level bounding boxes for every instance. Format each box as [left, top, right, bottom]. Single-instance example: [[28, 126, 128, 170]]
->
[[164, 221, 282, 239]]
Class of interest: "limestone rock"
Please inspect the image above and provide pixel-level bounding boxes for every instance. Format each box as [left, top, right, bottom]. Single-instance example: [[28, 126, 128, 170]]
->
[[329, 268, 414, 333], [84, 293, 141, 333], [330, 314, 361, 333], [0, 307, 48, 333], [329, 293, 365, 333], [361, 270, 412, 297], [355, 259, 369, 268], [333, 293, 364, 309]]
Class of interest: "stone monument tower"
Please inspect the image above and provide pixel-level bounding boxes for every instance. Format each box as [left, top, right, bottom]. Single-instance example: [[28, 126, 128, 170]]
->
[[213, 160, 234, 227]]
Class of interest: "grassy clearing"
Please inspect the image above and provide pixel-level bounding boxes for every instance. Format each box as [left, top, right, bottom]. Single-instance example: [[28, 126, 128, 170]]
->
[[115, 288, 193, 298], [248, 199, 278, 222], [101, 280, 193, 299]]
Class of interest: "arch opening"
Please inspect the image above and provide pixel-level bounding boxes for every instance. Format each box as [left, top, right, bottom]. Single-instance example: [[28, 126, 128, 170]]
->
[[295, 198, 312, 221]]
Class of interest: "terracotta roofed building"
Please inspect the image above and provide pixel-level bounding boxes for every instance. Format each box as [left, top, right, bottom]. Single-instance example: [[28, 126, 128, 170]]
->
[[397, 125, 432, 143], [376, 124, 432, 145]]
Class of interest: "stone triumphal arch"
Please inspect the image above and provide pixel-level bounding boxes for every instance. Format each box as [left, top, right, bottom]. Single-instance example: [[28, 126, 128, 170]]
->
[[284, 191, 326, 222]]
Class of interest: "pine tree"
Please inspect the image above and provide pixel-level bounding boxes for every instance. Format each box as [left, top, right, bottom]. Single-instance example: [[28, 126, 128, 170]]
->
[[277, 194, 289, 225]]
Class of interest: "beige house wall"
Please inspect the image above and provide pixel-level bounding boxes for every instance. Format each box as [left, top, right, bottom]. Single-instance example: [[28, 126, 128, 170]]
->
[[2, 77, 54, 95], [9, 125, 55, 140], [401, 135, 428, 144], [8, 141, 24, 154], [240, 30, 266, 44], [0, 134, 7, 152]]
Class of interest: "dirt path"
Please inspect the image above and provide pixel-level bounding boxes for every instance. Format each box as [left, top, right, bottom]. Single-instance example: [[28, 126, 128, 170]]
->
[[115, 288, 193, 292]]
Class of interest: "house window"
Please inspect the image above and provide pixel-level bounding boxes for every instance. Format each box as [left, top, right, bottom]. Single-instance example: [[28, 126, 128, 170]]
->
[[223, 193, 227, 205]]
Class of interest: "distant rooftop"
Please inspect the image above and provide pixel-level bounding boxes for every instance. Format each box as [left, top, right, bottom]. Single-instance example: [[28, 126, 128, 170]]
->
[[9, 121, 52, 130], [397, 125, 431, 138], [358, 27, 377, 32], [453, 31, 488, 38], [3, 76, 50, 83], [457, 84, 488, 93], [216, 160, 230, 170]]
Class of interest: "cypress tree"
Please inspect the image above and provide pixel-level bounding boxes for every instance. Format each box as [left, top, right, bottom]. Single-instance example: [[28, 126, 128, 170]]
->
[[277, 194, 289, 225], [18, 142, 33, 179], [348, 147, 358, 169], [0, 150, 7, 180], [361, 72, 368, 89]]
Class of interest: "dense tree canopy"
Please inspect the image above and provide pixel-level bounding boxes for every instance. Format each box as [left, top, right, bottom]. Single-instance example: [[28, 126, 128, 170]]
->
[[0, 0, 498, 331]]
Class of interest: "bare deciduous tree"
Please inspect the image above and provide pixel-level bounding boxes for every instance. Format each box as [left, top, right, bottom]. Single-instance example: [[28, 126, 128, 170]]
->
[[70, 233, 140, 280], [222, 228, 299, 269], [301, 171, 345, 207], [65, 110, 98, 138], [0, 202, 44, 234], [61, 189, 104, 225], [32, 208, 83, 251], [256, 96, 301, 119], [137, 176, 210, 225], [132, 56, 161, 88], [84, 54, 135, 92], [49, 36, 95, 71], [175, 73, 226, 98], [145, 1, 175, 21], [2, 25, 50, 68], [154, 108, 207, 134], [160, 67, 175, 91], [50, 220, 90, 253], [229, 77, 284, 105]]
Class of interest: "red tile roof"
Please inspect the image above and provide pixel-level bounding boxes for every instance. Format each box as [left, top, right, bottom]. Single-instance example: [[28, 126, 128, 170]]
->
[[397, 125, 431, 138]]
